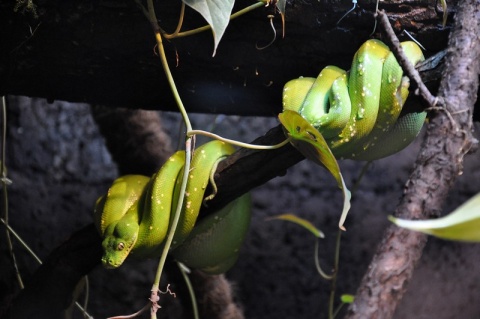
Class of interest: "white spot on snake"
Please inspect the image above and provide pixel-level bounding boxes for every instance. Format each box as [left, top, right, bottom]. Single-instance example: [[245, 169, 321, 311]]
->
[[187, 201, 192, 209], [149, 226, 153, 230]]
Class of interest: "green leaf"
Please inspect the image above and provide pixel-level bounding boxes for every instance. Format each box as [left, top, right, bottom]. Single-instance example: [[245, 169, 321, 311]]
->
[[389, 193, 480, 242], [182, 0, 235, 56], [268, 213, 325, 238], [340, 294, 355, 304], [275, 0, 286, 15], [278, 110, 351, 230]]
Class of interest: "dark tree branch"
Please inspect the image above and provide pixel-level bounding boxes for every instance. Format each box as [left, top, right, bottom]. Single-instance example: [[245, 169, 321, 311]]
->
[[345, 0, 480, 318], [6, 224, 103, 319], [0, 0, 456, 115]]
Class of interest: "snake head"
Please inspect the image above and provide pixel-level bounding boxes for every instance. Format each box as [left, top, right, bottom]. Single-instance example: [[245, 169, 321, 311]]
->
[[101, 220, 139, 269]]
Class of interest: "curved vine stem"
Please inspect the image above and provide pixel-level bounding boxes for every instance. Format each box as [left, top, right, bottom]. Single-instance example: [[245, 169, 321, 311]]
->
[[314, 239, 334, 280], [143, 3, 193, 318], [162, 2, 186, 39], [328, 229, 343, 319], [135, 1, 279, 316], [162, 1, 267, 40], [177, 262, 199, 319], [188, 129, 290, 150]]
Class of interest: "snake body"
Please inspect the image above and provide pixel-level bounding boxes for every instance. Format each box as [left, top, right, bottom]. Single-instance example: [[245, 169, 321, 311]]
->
[[94, 140, 251, 274], [95, 40, 425, 272], [282, 39, 426, 160]]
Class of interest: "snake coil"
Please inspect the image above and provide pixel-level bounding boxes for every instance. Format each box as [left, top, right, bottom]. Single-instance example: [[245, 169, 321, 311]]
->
[[282, 39, 426, 161], [94, 140, 251, 274]]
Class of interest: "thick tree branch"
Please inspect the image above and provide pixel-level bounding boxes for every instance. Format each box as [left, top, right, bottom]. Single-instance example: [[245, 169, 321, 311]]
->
[[0, 0, 456, 115], [345, 0, 480, 318]]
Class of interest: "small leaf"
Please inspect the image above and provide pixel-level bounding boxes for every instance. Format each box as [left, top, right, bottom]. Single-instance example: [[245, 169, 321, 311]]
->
[[278, 110, 352, 230], [340, 294, 355, 304], [183, 0, 235, 56], [390, 193, 480, 242], [268, 213, 325, 238]]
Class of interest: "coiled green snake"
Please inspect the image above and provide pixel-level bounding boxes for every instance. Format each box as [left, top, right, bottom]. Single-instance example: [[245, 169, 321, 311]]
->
[[94, 39, 426, 272], [280, 39, 426, 161], [94, 140, 251, 274]]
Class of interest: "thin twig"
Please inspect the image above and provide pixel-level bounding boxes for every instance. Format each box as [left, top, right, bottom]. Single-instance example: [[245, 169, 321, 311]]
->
[[376, 10, 440, 108], [1, 96, 24, 289]]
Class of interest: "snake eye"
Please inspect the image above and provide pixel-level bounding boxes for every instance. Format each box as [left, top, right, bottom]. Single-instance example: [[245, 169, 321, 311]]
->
[[117, 242, 125, 251]]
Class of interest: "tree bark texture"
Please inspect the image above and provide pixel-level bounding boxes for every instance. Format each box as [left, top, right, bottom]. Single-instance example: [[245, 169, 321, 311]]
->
[[345, 0, 480, 317], [1, 0, 453, 115]]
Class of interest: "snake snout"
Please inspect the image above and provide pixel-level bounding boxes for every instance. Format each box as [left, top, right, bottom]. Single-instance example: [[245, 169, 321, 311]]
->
[[101, 255, 120, 269]]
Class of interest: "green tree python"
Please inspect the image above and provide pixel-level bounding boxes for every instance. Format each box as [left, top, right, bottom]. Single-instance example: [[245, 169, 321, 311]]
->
[[94, 39, 426, 272], [94, 140, 251, 274], [280, 39, 426, 161]]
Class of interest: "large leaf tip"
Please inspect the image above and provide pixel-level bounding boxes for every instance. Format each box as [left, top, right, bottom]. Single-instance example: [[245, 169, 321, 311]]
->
[[389, 193, 480, 242]]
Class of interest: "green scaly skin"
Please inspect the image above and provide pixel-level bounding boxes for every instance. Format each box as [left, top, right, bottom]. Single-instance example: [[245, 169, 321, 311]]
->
[[172, 193, 251, 274], [94, 140, 251, 273], [168, 141, 235, 249], [282, 39, 426, 161]]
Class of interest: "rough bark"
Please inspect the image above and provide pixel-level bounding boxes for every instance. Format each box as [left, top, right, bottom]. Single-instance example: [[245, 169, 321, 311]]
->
[[345, 0, 480, 317]]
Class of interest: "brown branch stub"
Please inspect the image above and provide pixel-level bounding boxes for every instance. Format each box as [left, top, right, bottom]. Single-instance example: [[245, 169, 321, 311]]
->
[[345, 1, 480, 318]]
